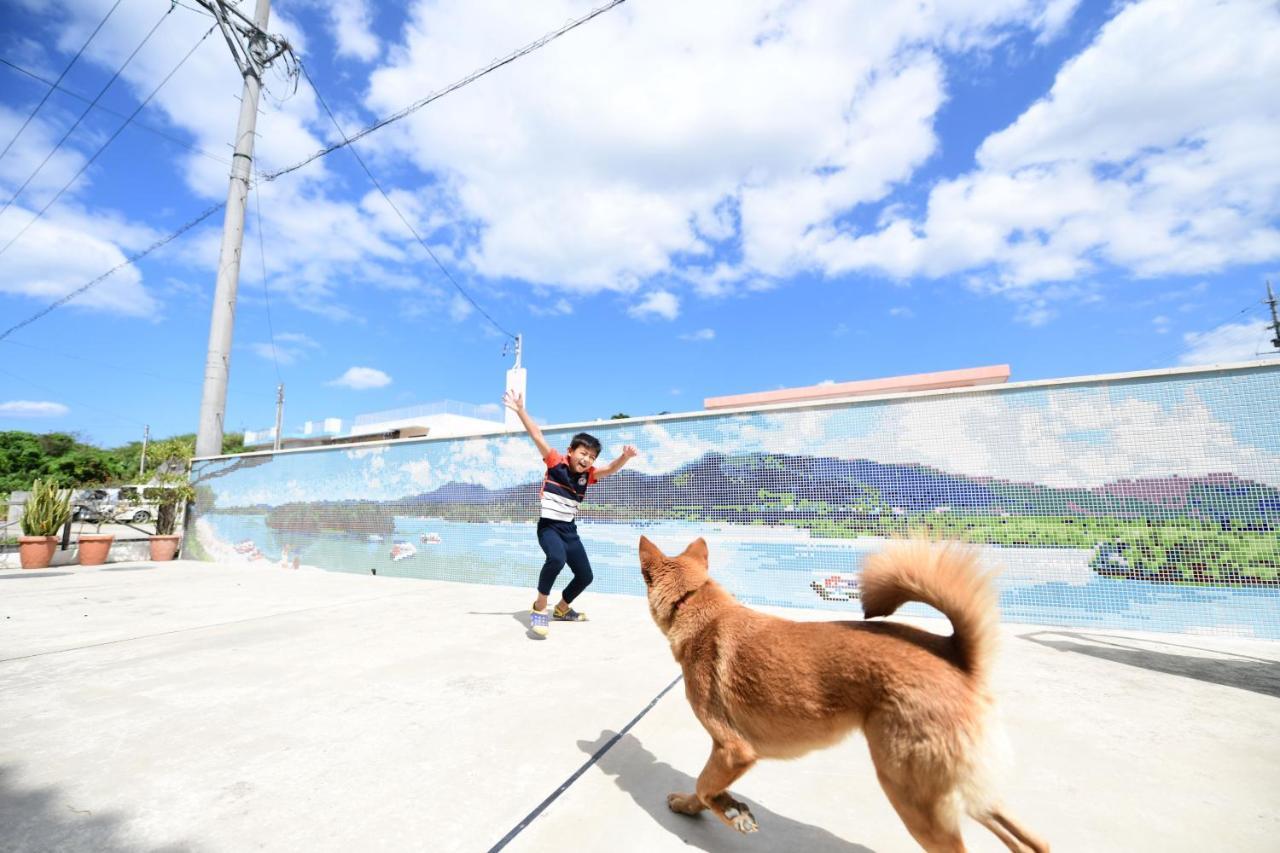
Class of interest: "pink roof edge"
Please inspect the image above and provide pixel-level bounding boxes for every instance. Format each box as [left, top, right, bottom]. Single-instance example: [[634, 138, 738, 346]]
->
[[703, 364, 1012, 410]]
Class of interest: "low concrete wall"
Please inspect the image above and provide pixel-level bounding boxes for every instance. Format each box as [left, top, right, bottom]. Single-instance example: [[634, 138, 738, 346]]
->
[[0, 538, 155, 570]]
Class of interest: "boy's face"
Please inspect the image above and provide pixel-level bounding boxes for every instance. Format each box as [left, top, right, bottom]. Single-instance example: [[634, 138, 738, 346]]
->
[[567, 444, 598, 473]]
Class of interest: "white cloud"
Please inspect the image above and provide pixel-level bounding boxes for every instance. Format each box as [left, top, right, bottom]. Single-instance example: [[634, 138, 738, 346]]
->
[[845, 388, 1280, 488], [403, 459, 432, 487], [629, 290, 679, 321], [530, 297, 573, 316], [325, 0, 381, 62], [248, 331, 319, 365], [0, 400, 69, 417], [328, 366, 392, 389], [820, 0, 1280, 298], [679, 328, 715, 341], [0, 206, 159, 316], [888, 306, 914, 318], [1179, 321, 1273, 365], [448, 293, 474, 322], [364, 0, 1075, 295]]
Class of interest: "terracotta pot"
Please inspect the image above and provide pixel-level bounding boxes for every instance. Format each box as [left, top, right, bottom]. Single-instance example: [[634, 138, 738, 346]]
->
[[149, 535, 181, 562], [77, 533, 115, 566], [18, 535, 59, 570]]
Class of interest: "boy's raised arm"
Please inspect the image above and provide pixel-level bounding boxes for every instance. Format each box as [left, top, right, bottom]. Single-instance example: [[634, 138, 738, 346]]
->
[[504, 391, 554, 460], [595, 445, 638, 479]]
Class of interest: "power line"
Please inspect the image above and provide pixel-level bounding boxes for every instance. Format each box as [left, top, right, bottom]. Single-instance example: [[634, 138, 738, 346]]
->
[[0, 0, 125, 163], [260, 0, 627, 184], [0, 337, 202, 388], [0, 3, 175, 220], [0, 364, 146, 427], [302, 63, 517, 341], [251, 164, 281, 382], [0, 0, 627, 340], [0, 56, 232, 167], [0, 200, 226, 343], [0, 22, 219, 258]]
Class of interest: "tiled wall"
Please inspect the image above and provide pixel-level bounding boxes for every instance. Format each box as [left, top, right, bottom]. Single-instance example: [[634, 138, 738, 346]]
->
[[190, 362, 1280, 639]]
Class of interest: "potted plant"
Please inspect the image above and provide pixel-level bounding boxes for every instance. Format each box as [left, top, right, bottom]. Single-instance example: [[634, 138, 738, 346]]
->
[[76, 487, 117, 566], [147, 475, 195, 561], [19, 478, 73, 569]]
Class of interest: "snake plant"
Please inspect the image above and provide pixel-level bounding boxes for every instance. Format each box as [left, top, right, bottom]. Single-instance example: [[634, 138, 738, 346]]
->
[[21, 478, 73, 537]]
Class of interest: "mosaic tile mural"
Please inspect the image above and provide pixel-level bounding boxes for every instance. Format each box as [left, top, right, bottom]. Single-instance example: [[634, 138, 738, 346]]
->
[[189, 363, 1280, 639]]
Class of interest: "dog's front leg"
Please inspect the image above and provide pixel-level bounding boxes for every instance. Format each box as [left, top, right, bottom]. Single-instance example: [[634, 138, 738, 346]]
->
[[668, 738, 759, 833]]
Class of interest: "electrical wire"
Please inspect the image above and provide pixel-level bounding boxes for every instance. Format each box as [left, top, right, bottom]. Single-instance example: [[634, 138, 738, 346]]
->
[[0, 200, 226, 342], [0, 0, 628, 340], [0, 0, 125, 163], [0, 2, 176, 219], [0, 56, 232, 168], [0, 22, 219, 258], [302, 63, 517, 342], [260, 0, 627, 184], [251, 164, 281, 382]]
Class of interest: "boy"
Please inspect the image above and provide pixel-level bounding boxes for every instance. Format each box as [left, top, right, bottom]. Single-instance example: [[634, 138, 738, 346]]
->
[[504, 390, 637, 638]]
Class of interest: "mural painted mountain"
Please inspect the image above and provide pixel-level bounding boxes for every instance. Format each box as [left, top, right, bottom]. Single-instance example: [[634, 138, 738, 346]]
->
[[252, 452, 1280, 587]]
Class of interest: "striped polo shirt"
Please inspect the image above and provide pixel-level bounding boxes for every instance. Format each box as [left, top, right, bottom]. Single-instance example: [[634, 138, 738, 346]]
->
[[540, 449, 598, 522]]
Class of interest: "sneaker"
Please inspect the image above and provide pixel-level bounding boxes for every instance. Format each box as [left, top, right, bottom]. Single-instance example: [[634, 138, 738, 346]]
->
[[553, 604, 588, 622], [530, 608, 550, 637]]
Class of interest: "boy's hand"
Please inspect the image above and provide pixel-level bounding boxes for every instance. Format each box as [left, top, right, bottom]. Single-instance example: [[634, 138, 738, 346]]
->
[[503, 390, 525, 413], [620, 445, 638, 460]]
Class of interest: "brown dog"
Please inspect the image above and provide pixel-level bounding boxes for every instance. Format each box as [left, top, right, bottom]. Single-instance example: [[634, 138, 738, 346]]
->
[[638, 535, 1047, 853]]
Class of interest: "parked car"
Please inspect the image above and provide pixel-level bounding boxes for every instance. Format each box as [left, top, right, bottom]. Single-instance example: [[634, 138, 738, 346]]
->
[[72, 486, 158, 524]]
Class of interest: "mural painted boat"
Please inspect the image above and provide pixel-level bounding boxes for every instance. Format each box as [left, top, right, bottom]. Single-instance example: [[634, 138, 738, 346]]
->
[[390, 541, 417, 561], [810, 572, 860, 602]]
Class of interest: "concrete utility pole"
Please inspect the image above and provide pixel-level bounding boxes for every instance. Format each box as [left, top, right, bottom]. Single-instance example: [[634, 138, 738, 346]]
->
[[139, 424, 149, 478], [1266, 281, 1280, 352], [194, 0, 293, 458], [273, 383, 284, 451]]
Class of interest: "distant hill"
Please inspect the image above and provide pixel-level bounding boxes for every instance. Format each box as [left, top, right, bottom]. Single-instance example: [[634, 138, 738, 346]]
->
[[394, 451, 1280, 524]]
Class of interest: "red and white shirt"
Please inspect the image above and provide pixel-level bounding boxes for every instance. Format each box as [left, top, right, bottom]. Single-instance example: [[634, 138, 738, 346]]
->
[[540, 449, 597, 522]]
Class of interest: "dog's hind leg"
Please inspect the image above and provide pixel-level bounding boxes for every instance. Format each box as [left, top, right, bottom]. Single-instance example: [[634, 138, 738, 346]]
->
[[874, 769, 967, 853], [667, 736, 758, 833], [974, 809, 1049, 853]]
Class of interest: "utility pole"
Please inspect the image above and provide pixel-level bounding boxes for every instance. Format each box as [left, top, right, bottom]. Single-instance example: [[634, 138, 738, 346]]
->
[[273, 383, 284, 451], [194, 0, 294, 458], [139, 424, 149, 478], [504, 333, 526, 432], [1266, 281, 1280, 352]]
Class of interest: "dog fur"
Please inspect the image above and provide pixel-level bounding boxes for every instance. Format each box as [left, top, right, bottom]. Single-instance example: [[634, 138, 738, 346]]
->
[[638, 535, 1047, 853]]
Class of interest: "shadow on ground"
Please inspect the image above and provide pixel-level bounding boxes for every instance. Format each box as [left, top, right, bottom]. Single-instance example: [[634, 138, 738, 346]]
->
[[0, 764, 188, 853], [1020, 630, 1280, 698], [467, 609, 547, 641], [0, 572, 74, 580], [577, 731, 876, 853]]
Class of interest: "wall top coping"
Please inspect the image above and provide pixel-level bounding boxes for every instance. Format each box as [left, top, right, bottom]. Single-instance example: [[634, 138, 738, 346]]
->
[[191, 357, 1280, 464]]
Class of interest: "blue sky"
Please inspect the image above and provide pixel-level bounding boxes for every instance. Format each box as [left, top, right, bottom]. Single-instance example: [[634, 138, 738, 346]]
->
[[1, 0, 1278, 448]]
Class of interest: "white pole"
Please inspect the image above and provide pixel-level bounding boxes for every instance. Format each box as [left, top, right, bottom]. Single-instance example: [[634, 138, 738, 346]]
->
[[139, 424, 149, 477], [195, 0, 273, 459], [273, 383, 284, 451], [505, 333, 526, 432]]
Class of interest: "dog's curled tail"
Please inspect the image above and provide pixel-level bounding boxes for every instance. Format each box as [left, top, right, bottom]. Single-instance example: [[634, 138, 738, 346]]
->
[[860, 540, 999, 680]]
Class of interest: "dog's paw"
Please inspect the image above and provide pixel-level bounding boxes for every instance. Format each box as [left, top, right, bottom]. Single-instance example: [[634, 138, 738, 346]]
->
[[667, 792, 703, 816], [712, 793, 758, 833]]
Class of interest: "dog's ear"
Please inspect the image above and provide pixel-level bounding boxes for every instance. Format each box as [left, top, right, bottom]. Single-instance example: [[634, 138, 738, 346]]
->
[[638, 536, 664, 585], [638, 535, 665, 564], [679, 537, 708, 565]]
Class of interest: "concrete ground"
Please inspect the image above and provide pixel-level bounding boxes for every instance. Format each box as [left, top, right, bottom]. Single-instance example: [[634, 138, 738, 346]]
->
[[1, 561, 1278, 853]]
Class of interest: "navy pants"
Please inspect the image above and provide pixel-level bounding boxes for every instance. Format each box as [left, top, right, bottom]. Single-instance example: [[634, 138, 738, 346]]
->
[[536, 519, 594, 602]]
